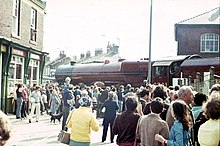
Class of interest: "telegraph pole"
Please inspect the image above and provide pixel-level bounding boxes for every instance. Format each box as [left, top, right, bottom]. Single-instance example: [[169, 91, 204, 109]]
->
[[148, 0, 153, 84]]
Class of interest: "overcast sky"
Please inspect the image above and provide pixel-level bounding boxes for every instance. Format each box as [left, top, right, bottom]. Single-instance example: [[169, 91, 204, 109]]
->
[[43, 0, 219, 61]]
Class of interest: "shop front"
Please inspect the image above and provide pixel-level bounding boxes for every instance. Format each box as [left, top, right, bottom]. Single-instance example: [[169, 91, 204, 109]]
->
[[0, 37, 48, 113]]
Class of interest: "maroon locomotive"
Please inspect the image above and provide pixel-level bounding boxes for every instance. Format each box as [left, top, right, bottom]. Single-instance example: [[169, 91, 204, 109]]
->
[[55, 59, 149, 87], [55, 55, 220, 87]]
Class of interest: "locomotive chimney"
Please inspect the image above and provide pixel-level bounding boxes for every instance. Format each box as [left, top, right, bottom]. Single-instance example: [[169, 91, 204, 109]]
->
[[70, 61, 76, 66]]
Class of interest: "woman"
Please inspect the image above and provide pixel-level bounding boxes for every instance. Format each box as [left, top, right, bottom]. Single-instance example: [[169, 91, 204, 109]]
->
[[16, 84, 23, 119], [50, 89, 60, 115], [67, 94, 99, 146], [155, 100, 190, 146], [198, 98, 220, 146]]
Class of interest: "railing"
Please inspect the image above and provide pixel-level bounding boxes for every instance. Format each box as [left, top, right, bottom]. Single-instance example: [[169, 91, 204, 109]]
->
[[178, 66, 220, 95]]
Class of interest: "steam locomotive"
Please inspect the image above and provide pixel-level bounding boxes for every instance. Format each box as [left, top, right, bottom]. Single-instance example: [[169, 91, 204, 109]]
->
[[55, 55, 220, 87]]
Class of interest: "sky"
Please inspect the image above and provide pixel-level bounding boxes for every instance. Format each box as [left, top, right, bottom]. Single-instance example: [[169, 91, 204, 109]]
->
[[43, 0, 219, 61]]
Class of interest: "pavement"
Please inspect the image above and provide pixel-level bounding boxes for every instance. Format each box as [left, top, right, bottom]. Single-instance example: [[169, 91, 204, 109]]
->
[[5, 113, 117, 146]]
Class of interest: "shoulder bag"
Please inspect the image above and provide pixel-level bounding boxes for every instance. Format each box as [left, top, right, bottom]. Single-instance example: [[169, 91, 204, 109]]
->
[[57, 110, 73, 145]]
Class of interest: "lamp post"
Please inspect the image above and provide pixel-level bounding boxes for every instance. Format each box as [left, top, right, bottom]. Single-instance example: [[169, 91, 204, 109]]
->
[[148, 0, 153, 84]]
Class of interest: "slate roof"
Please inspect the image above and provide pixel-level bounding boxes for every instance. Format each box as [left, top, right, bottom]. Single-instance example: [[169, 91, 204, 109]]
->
[[177, 7, 220, 25]]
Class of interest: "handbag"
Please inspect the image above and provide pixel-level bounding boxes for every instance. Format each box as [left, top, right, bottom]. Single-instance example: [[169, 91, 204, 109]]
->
[[57, 111, 73, 145], [57, 130, 70, 144]]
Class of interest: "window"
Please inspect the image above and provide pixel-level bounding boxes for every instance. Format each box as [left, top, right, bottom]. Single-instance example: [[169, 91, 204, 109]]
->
[[28, 66, 31, 80], [12, 0, 20, 36], [9, 56, 23, 80], [28, 59, 39, 81], [9, 63, 15, 79], [30, 8, 37, 41], [201, 33, 219, 53], [33, 67, 37, 80], [154, 66, 167, 76], [16, 64, 22, 79]]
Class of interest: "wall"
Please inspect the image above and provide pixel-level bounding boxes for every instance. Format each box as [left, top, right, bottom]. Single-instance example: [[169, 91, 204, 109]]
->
[[176, 25, 220, 58]]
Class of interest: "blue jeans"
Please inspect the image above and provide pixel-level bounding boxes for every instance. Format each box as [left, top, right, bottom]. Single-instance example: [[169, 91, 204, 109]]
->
[[16, 97, 23, 118], [69, 140, 90, 146]]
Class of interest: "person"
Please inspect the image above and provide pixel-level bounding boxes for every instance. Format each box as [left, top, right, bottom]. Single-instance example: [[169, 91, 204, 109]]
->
[[192, 92, 207, 121], [138, 89, 151, 114], [166, 86, 194, 145], [155, 100, 191, 146], [67, 96, 99, 146], [191, 92, 207, 146], [41, 89, 49, 114], [50, 89, 61, 115], [117, 85, 124, 113], [16, 84, 23, 119], [113, 97, 141, 146], [28, 85, 42, 123], [198, 98, 220, 146], [136, 97, 169, 146], [62, 84, 75, 130], [0, 110, 12, 146], [101, 91, 119, 143], [21, 85, 28, 118]]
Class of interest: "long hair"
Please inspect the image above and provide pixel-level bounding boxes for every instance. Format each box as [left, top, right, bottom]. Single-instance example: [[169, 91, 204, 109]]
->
[[172, 101, 189, 131]]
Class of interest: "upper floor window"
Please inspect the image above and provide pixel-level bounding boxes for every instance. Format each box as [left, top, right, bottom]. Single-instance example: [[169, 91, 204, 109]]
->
[[200, 33, 219, 53], [12, 0, 20, 36], [30, 8, 37, 41]]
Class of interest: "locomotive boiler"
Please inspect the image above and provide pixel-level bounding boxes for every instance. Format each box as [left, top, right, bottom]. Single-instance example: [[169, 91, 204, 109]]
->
[[55, 59, 149, 87]]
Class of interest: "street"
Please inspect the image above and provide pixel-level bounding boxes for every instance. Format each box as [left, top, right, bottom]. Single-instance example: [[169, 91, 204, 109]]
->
[[5, 114, 116, 146]]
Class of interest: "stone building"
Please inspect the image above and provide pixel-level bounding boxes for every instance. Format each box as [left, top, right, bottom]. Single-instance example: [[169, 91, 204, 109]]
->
[[0, 0, 48, 112]]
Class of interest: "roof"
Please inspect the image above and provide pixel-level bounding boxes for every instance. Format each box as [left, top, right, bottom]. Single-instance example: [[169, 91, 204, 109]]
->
[[177, 7, 220, 25], [152, 55, 191, 66], [181, 57, 220, 67]]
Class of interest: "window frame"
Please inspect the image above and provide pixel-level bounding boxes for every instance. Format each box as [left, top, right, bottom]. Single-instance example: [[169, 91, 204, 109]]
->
[[12, 0, 20, 36], [200, 33, 219, 53], [30, 8, 37, 41]]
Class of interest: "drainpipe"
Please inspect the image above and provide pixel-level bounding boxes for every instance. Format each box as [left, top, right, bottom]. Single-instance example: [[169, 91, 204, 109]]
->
[[23, 50, 30, 85]]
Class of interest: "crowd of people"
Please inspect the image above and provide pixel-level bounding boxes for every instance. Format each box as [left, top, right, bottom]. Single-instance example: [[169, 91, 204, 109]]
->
[[0, 77, 219, 146]]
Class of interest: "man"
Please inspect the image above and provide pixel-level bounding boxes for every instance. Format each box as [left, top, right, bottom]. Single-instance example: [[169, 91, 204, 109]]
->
[[101, 91, 119, 143], [62, 80, 75, 130], [113, 97, 141, 145], [136, 97, 169, 146], [29, 85, 41, 123], [166, 85, 195, 145]]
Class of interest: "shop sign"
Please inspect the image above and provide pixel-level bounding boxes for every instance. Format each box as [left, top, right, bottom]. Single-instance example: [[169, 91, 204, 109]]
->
[[12, 49, 26, 56], [31, 54, 40, 60], [1, 45, 7, 52]]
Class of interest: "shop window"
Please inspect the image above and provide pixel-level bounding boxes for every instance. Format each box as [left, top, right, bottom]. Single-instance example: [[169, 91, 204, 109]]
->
[[16, 64, 22, 79], [9, 63, 15, 79], [28, 66, 31, 80], [33, 66, 37, 80]]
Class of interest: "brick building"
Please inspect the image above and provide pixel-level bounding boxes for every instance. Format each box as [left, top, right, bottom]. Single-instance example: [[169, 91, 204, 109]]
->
[[0, 0, 48, 112], [175, 7, 220, 58]]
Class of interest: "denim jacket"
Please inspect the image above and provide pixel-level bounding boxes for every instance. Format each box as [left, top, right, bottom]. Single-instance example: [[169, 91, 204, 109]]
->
[[167, 120, 190, 146]]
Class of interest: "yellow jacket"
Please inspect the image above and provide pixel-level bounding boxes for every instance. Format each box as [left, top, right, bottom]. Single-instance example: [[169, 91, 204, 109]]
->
[[198, 119, 220, 146], [67, 107, 99, 142]]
